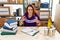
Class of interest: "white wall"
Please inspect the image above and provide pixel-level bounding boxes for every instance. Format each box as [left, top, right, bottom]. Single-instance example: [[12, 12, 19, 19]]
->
[[52, 0, 59, 21], [4, 4, 23, 16]]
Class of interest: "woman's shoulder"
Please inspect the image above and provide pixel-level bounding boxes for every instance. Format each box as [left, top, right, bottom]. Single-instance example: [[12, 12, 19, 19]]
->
[[34, 13, 39, 16], [24, 13, 28, 16]]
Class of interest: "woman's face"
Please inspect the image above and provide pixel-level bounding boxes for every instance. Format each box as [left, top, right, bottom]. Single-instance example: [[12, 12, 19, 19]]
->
[[27, 6, 33, 15]]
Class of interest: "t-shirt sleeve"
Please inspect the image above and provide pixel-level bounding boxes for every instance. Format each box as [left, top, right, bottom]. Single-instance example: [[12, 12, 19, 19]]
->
[[35, 13, 40, 20], [20, 13, 26, 20]]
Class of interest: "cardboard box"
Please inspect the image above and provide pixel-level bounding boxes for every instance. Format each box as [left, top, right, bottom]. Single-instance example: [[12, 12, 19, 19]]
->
[[0, 18, 6, 27]]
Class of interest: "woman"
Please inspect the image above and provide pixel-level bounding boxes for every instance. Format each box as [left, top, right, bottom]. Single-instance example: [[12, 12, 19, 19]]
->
[[20, 4, 41, 26]]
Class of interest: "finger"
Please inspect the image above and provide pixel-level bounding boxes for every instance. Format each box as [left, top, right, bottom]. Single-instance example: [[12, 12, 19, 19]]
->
[[35, 17, 38, 19], [23, 16, 26, 18], [22, 16, 25, 19]]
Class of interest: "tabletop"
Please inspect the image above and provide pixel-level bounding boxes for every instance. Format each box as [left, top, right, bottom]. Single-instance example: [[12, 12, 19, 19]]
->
[[0, 26, 60, 40]]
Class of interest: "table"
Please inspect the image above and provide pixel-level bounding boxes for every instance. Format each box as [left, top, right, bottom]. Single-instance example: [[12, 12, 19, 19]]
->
[[0, 27, 60, 40]]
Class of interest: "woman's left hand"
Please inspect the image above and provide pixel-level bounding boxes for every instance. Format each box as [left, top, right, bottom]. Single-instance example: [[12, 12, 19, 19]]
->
[[33, 17, 41, 26], [34, 17, 40, 23]]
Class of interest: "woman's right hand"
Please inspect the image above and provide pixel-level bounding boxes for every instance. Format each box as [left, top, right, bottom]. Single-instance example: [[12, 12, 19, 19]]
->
[[20, 16, 26, 26], [21, 16, 26, 22]]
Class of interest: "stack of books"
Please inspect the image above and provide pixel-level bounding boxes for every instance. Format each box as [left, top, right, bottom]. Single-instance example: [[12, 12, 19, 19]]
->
[[1, 19, 18, 35]]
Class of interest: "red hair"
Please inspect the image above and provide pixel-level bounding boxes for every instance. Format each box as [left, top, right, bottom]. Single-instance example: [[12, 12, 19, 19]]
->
[[25, 4, 36, 15]]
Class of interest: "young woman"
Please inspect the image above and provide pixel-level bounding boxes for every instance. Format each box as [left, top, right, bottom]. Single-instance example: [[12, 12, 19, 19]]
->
[[20, 4, 41, 26]]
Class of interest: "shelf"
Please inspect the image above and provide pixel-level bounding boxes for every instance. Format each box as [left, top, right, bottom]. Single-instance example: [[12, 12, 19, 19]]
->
[[0, 0, 23, 4], [3, 3, 23, 4], [40, 8, 49, 10], [40, 8, 51, 11]]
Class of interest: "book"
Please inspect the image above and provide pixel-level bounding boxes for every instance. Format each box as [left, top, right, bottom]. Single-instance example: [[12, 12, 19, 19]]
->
[[21, 28, 39, 36]]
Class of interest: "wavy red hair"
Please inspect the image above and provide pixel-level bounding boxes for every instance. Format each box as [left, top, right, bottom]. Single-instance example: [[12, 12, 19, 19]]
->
[[25, 4, 36, 15]]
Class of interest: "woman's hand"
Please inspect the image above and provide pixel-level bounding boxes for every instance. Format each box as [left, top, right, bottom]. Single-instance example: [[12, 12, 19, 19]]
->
[[21, 16, 26, 22], [33, 17, 39, 23], [20, 16, 26, 26], [34, 17, 41, 26]]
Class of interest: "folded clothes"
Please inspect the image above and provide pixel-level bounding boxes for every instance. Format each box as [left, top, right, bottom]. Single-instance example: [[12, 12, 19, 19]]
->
[[6, 19, 17, 25], [3, 26, 13, 31], [1, 28, 17, 35], [4, 22, 17, 29], [40, 2, 49, 8]]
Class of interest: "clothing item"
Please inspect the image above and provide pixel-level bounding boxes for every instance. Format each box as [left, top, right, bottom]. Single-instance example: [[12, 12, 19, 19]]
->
[[21, 13, 40, 26]]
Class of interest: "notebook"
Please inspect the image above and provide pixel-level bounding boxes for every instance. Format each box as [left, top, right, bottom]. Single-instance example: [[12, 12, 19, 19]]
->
[[21, 27, 39, 36]]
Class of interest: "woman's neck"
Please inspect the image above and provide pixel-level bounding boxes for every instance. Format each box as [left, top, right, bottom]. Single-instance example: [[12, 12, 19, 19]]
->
[[28, 14, 32, 18]]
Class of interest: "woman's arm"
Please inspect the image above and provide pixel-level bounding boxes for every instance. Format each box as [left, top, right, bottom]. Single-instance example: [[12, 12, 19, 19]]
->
[[35, 13, 41, 26]]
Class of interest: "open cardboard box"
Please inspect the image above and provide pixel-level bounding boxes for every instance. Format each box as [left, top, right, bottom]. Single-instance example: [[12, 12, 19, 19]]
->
[[54, 4, 60, 33], [0, 18, 6, 27]]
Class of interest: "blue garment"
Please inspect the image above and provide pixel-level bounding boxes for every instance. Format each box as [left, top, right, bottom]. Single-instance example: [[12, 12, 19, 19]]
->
[[3, 26, 13, 31], [21, 13, 40, 26], [6, 20, 17, 25]]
